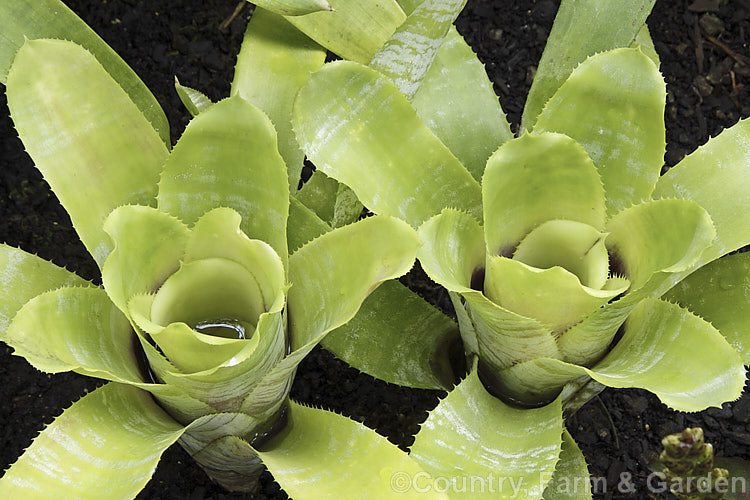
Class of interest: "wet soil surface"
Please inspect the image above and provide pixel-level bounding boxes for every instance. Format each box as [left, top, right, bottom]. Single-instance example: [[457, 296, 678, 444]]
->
[[1, 0, 749, 498]]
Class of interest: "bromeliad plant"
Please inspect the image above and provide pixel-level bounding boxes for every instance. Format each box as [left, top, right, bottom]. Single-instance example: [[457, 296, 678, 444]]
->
[[284, 0, 750, 494], [0, 1, 460, 498]]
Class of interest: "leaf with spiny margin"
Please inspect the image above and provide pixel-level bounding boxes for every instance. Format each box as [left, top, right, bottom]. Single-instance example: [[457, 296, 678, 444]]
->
[[297, 171, 339, 224], [410, 368, 564, 500], [498, 299, 746, 411], [243, 216, 419, 415], [323, 280, 460, 390], [412, 27, 513, 182], [132, 294, 287, 413], [3, 285, 214, 420], [665, 251, 750, 364], [534, 48, 666, 216], [0, 0, 170, 144], [158, 96, 289, 262], [7, 39, 168, 267], [522, 0, 656, 131], [417, 209, 560, 371], [285, 0, 406, 64], [369, 0, 467, 100], [482, 132, 606, 254], [253, 0, 333, 16], [654, 118, 750, 266], [102, 205, 189, 316], [0, 245, 89, 335], [287, 195, 330, 253], [287, 198, 460, 389], [543, 430, 592, 500], [256, 401, 447, 499], [332, 184, 364, 228], [0, 383, 184, 499], [630, 24, 660, 68], [232, 8, 326, 191], [605, 199, 715, 288], [294, 61, 482, 227], [175, 77, 212, 116]]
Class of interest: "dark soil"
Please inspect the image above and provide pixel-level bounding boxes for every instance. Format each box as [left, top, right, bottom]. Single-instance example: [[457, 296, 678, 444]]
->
[[1, 0, 749, 499]]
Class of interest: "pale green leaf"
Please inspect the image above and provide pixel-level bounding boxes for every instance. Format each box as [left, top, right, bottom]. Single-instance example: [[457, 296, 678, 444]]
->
[[522, 0, 656, 131], [484, 255, 626, 333], [482, 132, 606, 254], [296, 171, 339, 224], [417, 209, 560, 370], [288, 215, 420, 349], [287, 195, 330, 253], [158, 96, 289, 262], [258, 401, 448, 500], [0, 0, 170, 144], [295, 61, 482, 227], [5, 286, 143, 380], [534, 48, 666, 216], [323, 280, 460, 390], [0, 383, 184, 499], [252, 0, 333, 16], [543, 430, 592, 500], [245, 216, 419, 415], [665, 251, 750, 364], [654, 118, 750, 265], [605, 199, 716, 288], [630, 24, 660, 68], [285, 0, 406, 64], [232, 8, 326, 190], [101, 205, 189, 315], [175, 77, 212, 116], [331, 184, 364, 228], [410, 369, 563, 500], [183, 207, 286, 298], [0, 245, 89, 334], [187, 435, 264, 492], [6, 39, 168, 266], [369, 0, 467, 99], [412, 27, 513, 182], [499, 299, 746, 411]]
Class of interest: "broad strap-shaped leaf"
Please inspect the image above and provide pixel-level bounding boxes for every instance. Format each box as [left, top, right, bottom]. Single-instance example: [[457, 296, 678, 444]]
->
[[631, 24, 660, 68], [257, 401, 448, 499], [295, 61, 482, 227], [665, 251, 750, 364], [254, 0, 333, 16], [6, 39, 168, 266], [412, 27, 513, 182], [484, 255, 626, 333], [482, 132, 606, 254], [499, 299, 746, 411], [369, 0, 467, 100], [654, 118, 750, 265], [296, 171, 339, 225], [522, 0, 656, 131], [534, 48, 666, 216], [232, 8, 326, 190], [288, 215, 419, 349], [158, 96, 289, 262], [323, 280, 460, 390], [417, 209, 560, 369], [244, 216, 419, 415], [604, 199, 715, 288], [285, 0, 406, 64], [175, 77, 212, 116], [0, 245, 89, 334], [287, 195, 331, 253], [543, 430, 592, 500], [0, 0, 170, 144], [0, 383, 184, 498], [102, 205, 189, 315], [410, 368, 564, 500]]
